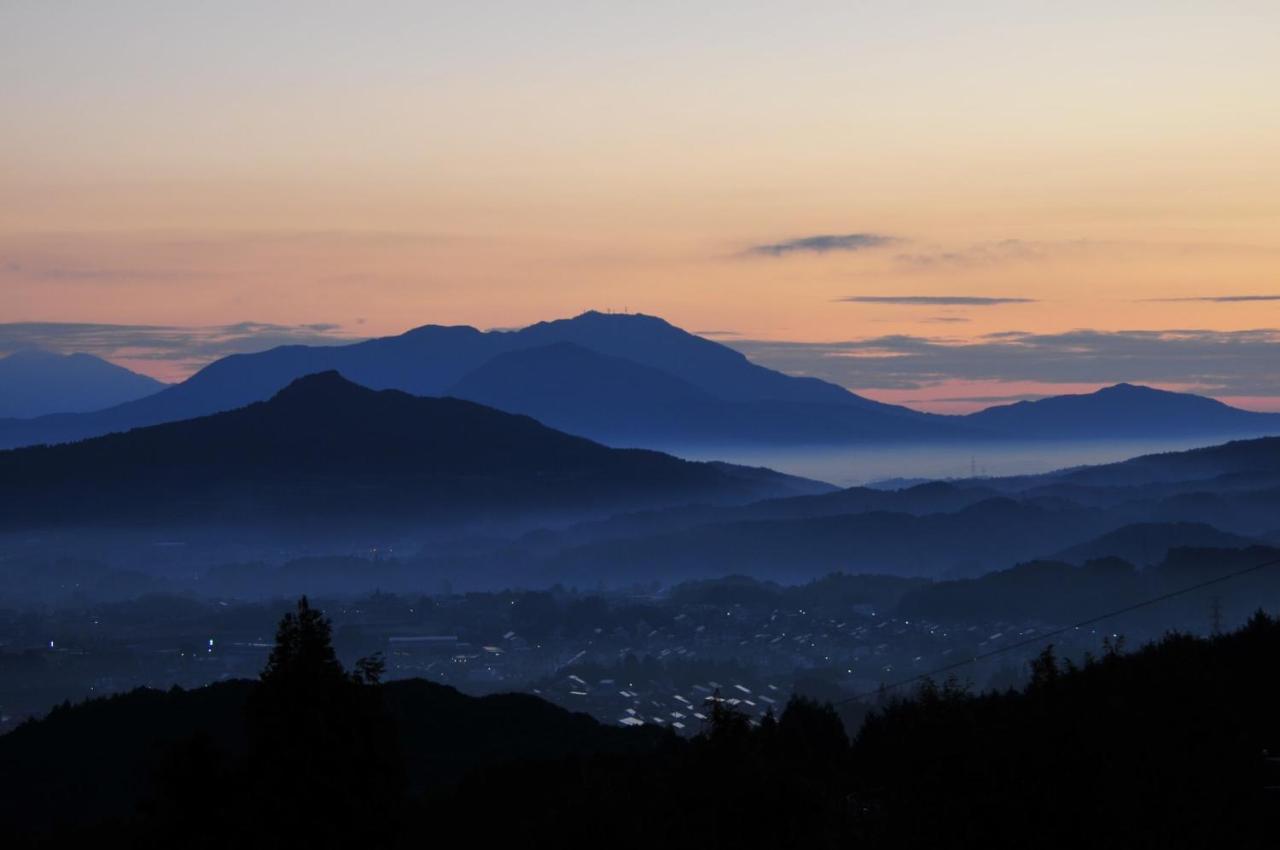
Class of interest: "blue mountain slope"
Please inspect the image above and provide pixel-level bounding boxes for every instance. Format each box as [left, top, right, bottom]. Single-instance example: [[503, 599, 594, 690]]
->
[[0, 312, 948, 449], [4, 314, 1274, 451], [447, 341, 963, 445], [514, 312, 891, 408], [0, 371, 831, 532]]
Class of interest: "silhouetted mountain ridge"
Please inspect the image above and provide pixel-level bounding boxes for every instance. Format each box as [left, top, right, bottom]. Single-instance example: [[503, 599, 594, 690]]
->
[[979, 435, 1280, 492], [1052, 521, 1260, 566], [896, 544, 1280, 626], [963, 382, 1280, 438], [0, 312, 938, 450], [3, 314, 1276, 451], [0, 371, 829, 532]]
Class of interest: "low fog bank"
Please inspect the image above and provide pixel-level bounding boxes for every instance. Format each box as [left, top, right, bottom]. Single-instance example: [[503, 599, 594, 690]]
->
[[668, 435, 1270, 486]]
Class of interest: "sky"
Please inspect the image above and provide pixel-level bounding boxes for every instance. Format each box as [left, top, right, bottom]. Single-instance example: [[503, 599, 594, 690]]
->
[[2, 1, 1278, 411]]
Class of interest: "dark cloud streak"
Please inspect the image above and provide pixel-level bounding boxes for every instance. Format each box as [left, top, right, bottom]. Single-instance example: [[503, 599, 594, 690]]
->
[[746, 233, 895, 257], [1145, 295, 1280, 303], [729, 328, 1280, 397], [838, 296, 1035, 305]]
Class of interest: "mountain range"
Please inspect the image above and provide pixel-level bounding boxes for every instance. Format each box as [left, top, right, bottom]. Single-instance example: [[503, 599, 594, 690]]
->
[[3, 357, 1277, 587], [0, 374, 1276, 594], [466, 433, 1280, 585], [3, 311, 1276, 450]]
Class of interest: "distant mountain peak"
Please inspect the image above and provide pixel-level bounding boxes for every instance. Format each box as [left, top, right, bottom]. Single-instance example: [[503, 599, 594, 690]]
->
[[570, 309, 667, 322], [396, 322, 485, 340], [964, 379, 1276, 439], [1095, 382, 1179, 397], [0, 349, 165, 419], [525, 310, 684, 336], [1082, 383, 1221, 403]]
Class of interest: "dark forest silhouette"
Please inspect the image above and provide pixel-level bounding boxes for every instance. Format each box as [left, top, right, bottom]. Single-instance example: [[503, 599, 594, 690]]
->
[[4, 597, 1279, 848]]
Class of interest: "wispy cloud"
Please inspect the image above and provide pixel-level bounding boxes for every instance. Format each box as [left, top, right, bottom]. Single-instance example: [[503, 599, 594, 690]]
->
[[891, 239, 1275, 272], [729, 328, 1280, 397], [838, 295, 1035, 306], [1, 260, 220, 283], [0, 321, 360, 375], [746, 233, 895, 257], [893, 239, 1055, 269], [887, 238, 1150, 270]]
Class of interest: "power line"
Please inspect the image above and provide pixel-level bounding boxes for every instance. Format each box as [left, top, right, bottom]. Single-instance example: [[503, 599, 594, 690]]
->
[[837, 553, 1280, 706]]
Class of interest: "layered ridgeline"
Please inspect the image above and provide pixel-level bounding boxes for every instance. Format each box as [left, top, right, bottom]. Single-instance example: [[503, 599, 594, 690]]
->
[[5, 407, 1270, 586], [5, 311, 1274, 450], [0, 349, 165, 418], [0, 372, 828, 535], [0, 312, 957, 450], [484, 434, 1280, 585], [965, 433, 1280, 532]]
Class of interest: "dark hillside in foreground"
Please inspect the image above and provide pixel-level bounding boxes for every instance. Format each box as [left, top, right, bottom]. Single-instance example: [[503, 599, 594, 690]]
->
[[845, 614, 1280, 849], [4, 600, 1278, 848], [0, 371, 827, 533], [0, 676, 662, 836]]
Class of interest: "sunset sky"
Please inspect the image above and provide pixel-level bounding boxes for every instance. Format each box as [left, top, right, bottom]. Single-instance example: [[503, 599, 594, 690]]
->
[[3, 1, 1278, 411]]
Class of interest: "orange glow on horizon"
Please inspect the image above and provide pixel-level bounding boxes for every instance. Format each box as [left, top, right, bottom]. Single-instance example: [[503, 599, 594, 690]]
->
[[2, 2, 1278, 406]]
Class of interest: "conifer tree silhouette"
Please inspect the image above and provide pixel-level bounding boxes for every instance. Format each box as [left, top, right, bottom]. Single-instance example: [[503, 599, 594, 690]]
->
[[245, 597, 403, 849]]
